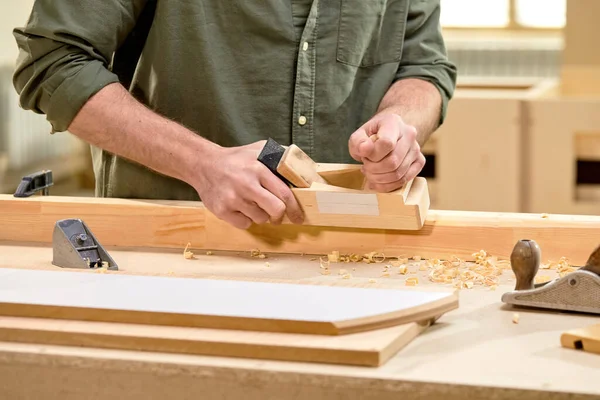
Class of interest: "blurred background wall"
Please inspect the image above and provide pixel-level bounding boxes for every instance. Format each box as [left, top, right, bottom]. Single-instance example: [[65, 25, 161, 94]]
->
[[2, 0, 597, 216]]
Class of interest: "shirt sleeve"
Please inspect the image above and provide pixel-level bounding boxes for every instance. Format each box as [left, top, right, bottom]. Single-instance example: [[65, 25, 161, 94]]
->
[[12, 0, 148, 133], [394, 0, 457, 126]]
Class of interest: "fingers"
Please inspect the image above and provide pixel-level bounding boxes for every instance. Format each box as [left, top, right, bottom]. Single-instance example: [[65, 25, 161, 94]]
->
[[239, 200, 271, 225], [259, 170, 304, 224], [223, 211, 254, 230], [363, 116, 401, 162], [348, 127, 372, 161], [363, 146, 425, 193]]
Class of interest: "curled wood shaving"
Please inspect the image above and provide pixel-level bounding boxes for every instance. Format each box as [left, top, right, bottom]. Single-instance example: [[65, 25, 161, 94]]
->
[[398, 265, 408, 275], [363, 251, 386, 263], [405, 277, 419, 286], [206, 251, 213, 255], [328, 251, 340, 263], [250, 249, 266, 259], [183, 242, 195, 259], [512, 313, 520, 324], [424, 251, 509, 289]]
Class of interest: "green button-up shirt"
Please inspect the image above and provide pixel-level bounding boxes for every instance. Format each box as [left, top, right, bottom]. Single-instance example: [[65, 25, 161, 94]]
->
[[12, 0, 456, 200]]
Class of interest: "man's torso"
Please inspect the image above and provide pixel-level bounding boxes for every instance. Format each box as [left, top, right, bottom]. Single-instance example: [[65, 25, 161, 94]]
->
[[94, 0, 412, 200]]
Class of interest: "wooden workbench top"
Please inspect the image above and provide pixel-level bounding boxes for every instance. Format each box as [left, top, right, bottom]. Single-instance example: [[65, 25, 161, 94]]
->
[[0, 241, 598, 399]]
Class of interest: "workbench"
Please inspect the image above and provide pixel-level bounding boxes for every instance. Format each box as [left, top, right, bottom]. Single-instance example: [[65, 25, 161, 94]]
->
[[1, 194, 599, 399]]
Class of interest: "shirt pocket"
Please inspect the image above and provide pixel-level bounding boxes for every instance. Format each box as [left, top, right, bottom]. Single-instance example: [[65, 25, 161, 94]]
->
[[336, 0, 409, 67]]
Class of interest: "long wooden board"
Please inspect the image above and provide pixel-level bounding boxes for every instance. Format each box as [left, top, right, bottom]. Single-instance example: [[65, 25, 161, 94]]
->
[[2, 194, 600, 264], [0, 268, 457, 335], [0, 316, 431, 367]]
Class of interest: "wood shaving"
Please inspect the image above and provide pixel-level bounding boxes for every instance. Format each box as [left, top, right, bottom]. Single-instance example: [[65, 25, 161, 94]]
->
[[206, 251, 213, 255], [412, 255, 422, 261], [381, 272, 390, 277], [405, 277, 419, 286], [398, 265, 408, 275], [342, 273, 352, 279], [512, 313, 520, 324], [328, 251, 340, 262], [541, 213, 549, 218], [320, 269, 331, 275], [363, 251, 386, 263], [319, 258, 330, 269], [368, 279, 377, 283], [424, 252, 508, 289], [183, 242, 195, 259], [250, 249, 267, 259], [265, 262, 270, 268]]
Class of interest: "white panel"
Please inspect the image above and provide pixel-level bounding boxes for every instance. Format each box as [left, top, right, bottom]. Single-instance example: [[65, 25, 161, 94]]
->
[[316, 191, 380, 216]]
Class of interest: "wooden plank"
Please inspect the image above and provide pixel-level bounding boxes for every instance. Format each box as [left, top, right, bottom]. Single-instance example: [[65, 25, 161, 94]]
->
[[3, 193, 600, 265], [0, 277, 599, 400], [561, 323, 600, 356], [0, 268, 457, 335], [0, 316, 431, 367]]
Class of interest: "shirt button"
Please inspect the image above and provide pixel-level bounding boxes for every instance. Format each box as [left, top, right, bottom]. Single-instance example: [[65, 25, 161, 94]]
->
[[298, 115, 307, 125], [302, 42, 309, 51]]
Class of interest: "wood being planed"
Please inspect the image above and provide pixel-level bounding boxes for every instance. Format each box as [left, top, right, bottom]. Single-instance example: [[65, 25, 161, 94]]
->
[[2, 193, 600, 264], [0, 268, 457, 335], [0, 316, 432, 367]]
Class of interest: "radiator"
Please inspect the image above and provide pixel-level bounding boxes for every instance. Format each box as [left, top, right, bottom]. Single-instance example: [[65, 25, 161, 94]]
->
[[445, 34, 563, 79], [0, 64, 84, 176]]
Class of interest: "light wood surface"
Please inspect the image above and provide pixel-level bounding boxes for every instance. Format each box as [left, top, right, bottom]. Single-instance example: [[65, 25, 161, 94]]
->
[[3, 194, 600, 264], [0, 316, 431, 367], [0, 243, 599, 399], [434, 91, 524, 212], [0, 268, 457, 335], [278, 144, 329, 187]]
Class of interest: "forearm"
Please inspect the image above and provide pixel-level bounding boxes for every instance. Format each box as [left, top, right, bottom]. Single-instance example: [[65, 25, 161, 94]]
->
[[68, 82, 219, 186], [377, 79, 443, 146]]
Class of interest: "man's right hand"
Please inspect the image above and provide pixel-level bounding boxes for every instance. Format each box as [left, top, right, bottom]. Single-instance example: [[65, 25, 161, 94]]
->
[[192, 140, 305, 230]]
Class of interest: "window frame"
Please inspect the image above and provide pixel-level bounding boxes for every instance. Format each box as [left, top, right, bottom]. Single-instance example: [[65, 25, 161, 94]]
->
[[440, 0, 564, 33]]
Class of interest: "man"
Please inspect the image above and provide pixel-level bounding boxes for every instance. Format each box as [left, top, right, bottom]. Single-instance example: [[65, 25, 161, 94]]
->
[[12, 0, 456, 230]]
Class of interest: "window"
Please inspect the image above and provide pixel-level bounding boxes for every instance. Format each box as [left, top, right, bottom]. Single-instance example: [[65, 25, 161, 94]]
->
[[440, 0, 566, 29]]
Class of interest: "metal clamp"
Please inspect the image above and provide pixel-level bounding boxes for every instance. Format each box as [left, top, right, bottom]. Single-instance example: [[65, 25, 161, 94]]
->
[[13, 170, 53, 197], [52, 219, 118, 271]]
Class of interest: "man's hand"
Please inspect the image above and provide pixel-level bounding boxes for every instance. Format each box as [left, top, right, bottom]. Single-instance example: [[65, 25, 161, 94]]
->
[[348, 112, 425, 192], [192, 140, 305, 230]]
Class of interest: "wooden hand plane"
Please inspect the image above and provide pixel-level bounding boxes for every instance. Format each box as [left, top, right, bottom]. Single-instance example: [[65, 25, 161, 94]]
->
[[257, 138, 430, 231], [501, 239, 600, 314]]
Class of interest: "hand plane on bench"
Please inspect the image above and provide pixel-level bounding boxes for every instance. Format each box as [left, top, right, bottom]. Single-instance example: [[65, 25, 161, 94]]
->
[[257, 138, 430, 231], [501, 239, 600, 314]]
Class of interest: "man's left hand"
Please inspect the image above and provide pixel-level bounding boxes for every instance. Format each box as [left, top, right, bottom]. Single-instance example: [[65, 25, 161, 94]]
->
[[348, 112, 425, 192]]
